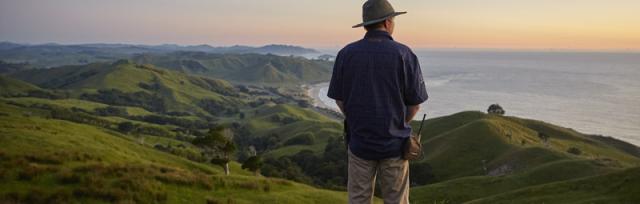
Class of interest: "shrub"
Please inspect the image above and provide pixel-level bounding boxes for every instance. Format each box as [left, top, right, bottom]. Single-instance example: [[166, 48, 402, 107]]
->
[[23, 188, 48, 204], [198, 99, 239, 116], [56, 168, 81, 184], [18, 164, 57, 181], [95, 106, 128, 117], [128, 114, 209, 129], [135, 125, 171, 137], [80, 89, 167, 113], [47, 188, 73, 203], [284, 133, 315, 145], [236, 181, 260, 190], [241, 156, 263, 176], [1, 192, 20, 203], [263, 182, 271, 192], [24, 153, 63, 164], [5, 188, 71, 204], [206, 197, 221, 204], [46, 105, 111, 127], [72, 188, 124, 202], [567, 147, 582, 155], [118, 122, 136, 133]]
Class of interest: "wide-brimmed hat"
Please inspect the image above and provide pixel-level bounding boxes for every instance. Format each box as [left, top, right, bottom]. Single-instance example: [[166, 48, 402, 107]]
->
[[352, 0, 407, 28]]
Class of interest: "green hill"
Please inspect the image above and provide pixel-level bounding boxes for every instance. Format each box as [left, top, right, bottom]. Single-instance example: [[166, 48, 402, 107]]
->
[[0, 100, 356, 203], [0, 60, 33, 74], [10, 60, 243, 116], [2, 60, 639, 202], [0, 75, 43, 96], [408, 111, 640, 203], [466, 167, 640, 204], [243, 104, 342, 158], [1, 61, 352, 194], [132, 52, 333, 85]]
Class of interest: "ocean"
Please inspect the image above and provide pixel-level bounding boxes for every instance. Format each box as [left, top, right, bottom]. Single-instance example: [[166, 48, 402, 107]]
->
[[312, 50, 640, 146]]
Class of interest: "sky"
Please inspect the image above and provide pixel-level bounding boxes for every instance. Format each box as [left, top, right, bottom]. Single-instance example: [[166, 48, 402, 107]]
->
[[1, 0, 639, 50]]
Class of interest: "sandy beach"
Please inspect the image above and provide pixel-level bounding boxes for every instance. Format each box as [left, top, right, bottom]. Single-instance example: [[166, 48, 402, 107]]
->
[[306, 82, 336, 110]]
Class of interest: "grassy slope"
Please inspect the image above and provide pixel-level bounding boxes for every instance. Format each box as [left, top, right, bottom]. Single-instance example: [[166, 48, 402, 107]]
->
[[132, 52, 333, 85], [409, 111, 640, 203], [2, 97, 151, 116], [0, 101, 353, 203], [245, 104, 342, 157], [9, 61, 241, 116], [0, 75, 42, 96], [414, 111, 639, 180], [5, 68, 639, 203], [467, 167, 640, 204], [410, 159, 623, 203]]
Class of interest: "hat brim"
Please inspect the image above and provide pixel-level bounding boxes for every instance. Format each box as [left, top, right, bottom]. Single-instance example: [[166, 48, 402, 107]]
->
[[352, 11, 407, 28]]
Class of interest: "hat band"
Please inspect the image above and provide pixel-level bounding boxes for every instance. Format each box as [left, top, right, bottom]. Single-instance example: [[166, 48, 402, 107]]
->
[[353, 11, 406, 28]]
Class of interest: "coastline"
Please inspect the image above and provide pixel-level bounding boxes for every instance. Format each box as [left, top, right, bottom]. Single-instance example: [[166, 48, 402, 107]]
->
[[303, 82, 343, 120], [305, 82, 336, 110]]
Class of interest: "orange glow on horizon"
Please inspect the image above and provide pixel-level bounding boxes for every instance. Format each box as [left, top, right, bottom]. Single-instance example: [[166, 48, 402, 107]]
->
[[0, 0, 638, 51]]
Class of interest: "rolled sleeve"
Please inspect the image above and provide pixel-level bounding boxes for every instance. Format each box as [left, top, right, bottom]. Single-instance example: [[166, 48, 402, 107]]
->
[[327, 51, 344, 101], [403, 52, 428, 106]]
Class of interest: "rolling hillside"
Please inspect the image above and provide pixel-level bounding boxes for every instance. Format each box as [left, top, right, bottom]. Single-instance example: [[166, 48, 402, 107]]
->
[[0, 101, 355, 203], [466, 167, 640, 204], [0, 75, 43, 97], [0, 60, 33, 74], [243, 104, 342, 158], [9, 60, 243, 116], [1, 61, 350, 192], [1, 58, 639, 203], [132, 52, 333, 85], [408, 111, 640, 203]]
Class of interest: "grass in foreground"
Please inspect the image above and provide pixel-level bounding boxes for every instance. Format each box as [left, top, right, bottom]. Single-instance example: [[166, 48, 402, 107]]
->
[[0, 101, 355, 203]]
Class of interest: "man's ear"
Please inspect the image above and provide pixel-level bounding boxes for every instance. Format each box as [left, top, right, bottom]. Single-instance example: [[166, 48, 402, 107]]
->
[[384, 19, 392, 29]]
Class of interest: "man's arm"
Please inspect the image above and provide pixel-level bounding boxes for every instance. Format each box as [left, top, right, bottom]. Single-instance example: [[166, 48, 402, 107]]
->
[[405, 105, 420, 123], [335, 100, 345, 115], [402, 51, 428, 124]]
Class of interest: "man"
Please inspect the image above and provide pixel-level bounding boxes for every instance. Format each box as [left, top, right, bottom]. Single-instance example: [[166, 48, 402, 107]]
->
[[327, 0, 428, 203]]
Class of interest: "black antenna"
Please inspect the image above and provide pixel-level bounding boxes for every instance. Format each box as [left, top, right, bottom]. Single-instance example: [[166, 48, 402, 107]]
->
[[416, 114, 426, 140]]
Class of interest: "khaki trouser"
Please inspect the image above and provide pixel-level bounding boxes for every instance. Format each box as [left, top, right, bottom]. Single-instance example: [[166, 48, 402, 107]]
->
[[348, 149, 410, 204]]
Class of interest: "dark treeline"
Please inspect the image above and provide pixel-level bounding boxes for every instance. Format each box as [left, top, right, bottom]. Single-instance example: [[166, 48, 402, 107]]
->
[[81, 89, 167, 113], [260, 137, 347, 190]]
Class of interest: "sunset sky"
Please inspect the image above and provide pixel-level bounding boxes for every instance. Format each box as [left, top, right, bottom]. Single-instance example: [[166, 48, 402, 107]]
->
[[1, 0, 639, 50]]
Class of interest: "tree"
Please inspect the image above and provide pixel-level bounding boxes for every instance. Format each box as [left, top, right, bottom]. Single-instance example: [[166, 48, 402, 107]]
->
[[192, 127, 236, 175], [284, 133, 315, 145], [95, 106, 128, 117], [118, 122, 136, 134], [220, 141, 236, 175], [487, 104, 505, 115], [242, 155, 263, 176], [567, 147, 582, 155], [538, 132, 550, 147]]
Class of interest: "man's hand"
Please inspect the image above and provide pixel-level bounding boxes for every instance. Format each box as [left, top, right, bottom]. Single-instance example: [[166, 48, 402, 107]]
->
[[405, 105, 420, 124]]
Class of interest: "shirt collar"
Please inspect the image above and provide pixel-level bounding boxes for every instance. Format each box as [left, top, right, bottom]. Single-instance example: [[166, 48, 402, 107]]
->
[[364, 30, 394, 41]]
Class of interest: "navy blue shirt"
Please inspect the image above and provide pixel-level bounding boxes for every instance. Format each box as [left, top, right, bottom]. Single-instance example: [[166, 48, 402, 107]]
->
[[328, 30, 428, 160]]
